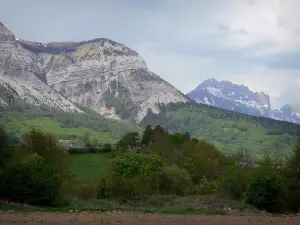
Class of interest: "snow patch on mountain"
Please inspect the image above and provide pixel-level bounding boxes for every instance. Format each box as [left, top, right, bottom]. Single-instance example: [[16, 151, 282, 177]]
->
[[187, 78, 300, 125]]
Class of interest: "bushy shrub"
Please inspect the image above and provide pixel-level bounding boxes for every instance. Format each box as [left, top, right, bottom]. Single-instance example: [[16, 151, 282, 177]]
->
[[159, 165, 192, 195], [20, 128, 70, 178], [194, 177, 220, 195], [245, 168, 284, 212], [61, 179, 97, 200], [0, 154, 60, 206], [98, 150, 164, 199], [218, 165, 247, 199]]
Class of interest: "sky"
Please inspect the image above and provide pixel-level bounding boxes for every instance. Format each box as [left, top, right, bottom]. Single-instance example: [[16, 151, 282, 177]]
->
[[1, 0, 299, 108]]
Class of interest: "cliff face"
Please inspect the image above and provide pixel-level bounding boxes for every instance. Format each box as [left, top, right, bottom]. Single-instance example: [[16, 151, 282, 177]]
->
[[0, 23, 187, 122], [0, 23, 81, 112]]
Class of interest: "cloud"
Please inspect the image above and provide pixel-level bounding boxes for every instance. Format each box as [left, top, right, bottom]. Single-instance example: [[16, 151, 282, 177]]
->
[[0, 0, 299, 108]]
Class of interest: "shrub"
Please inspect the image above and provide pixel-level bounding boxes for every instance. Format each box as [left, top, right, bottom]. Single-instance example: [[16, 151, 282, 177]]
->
[[61, 179, 97, 200], [19, 128, 70, 178], [245, 168, 284, 212], [159, 165, 192, 195], [218, 165, 247, 199], [194, 177, 220, 195], [0, 154, 60, 206], [98, 150, 164, 199]]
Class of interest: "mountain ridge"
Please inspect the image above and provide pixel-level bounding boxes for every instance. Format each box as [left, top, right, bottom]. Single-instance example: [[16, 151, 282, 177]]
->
[[0, 22, 188, 122], [187, 78, 300, 125]]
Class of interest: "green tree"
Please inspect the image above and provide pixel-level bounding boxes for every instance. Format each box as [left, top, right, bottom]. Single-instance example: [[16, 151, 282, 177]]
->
[[159, 165, 192, 195], [116, 132, 140, 151], [282, 138, 300, 211], [218, 165, 247, 199], [0, 126, 9, 170], [83, 132, 92, 149], [98, 150, 164, 199], [20, 128, 70, 178], [245, 168, 284, 212], [0, 154, 60, 206], [140, 125, 153, 147]]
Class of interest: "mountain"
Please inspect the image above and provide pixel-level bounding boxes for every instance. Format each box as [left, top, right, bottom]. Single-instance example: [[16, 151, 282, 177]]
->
[[0, 22, 187, 123], [187, 78, 300, 125], [0, 22, 81, 113], [270, 104, 300, 124]]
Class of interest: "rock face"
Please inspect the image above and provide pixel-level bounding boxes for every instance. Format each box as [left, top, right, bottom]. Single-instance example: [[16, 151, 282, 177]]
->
[[0, 23, 81, 112], [187, 78, 300, 124], [0, 23, 188, 122]]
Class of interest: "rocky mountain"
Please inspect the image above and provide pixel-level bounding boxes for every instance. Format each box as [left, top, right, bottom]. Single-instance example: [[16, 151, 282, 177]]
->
[[187, 78, 300, 125], [0, 22, 81, 113], [270, 104, 300, 124], [0, 22, 188, 122]]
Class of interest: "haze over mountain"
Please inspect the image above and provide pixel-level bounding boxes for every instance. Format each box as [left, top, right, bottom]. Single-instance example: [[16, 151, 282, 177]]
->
[[187, 78, 300, 124]]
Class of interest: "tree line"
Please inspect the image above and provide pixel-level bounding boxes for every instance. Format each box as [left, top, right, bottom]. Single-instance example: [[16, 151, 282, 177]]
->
[[0, 125, 300, 212]]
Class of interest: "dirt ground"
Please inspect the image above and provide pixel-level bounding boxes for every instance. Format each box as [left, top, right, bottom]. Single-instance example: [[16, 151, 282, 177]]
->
[[1, 212, 300, 225]]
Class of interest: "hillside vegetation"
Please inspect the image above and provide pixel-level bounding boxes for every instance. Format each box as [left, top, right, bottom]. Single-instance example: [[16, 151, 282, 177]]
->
[[0, 104, 141, 145], [1, 126, 300, 213], [141, 102, 300, 158]]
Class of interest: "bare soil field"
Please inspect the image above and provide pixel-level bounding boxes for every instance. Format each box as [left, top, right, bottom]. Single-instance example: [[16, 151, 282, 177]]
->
[[1, 212, 300, 225]]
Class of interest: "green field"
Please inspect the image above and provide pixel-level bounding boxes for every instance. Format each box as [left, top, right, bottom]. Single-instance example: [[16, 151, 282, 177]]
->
[[70, 153, 111, 179], [6, 117, 115, 144]]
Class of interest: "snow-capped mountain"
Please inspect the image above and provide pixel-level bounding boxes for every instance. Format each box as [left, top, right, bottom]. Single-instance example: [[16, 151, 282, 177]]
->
[[0, 22, 188, 122], [270, 105, 300, 124], [187, 78, 300, 125]]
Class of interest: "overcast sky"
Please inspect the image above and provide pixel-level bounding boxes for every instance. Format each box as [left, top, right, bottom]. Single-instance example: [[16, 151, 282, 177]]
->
[[1, 0, 299, 108]]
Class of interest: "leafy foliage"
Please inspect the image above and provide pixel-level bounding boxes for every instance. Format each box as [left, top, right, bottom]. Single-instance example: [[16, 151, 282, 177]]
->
[[0, 154, 60, 206], [141, 102, 300, 157], [19, 128, 70, 178], [0, 103, 141, 146], [116, 132, 140, 151], [282, 138, 300, 210], [159, 165, 192, 195], [98, 150, 164, 199], [0, 125, 9, 169], [245, 168, 284, 212], [218, 165, 247, 199]]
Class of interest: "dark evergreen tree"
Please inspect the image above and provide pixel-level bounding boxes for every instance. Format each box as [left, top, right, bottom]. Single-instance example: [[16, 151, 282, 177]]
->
[[140, 125, 153, 147]]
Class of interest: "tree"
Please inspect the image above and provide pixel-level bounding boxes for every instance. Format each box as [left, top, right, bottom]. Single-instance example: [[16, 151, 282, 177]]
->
[[282, 138, 300, 210], [245, 168, 284, 212], [0, 126, 9, 170], [232, 148, 253, 169], [140, 125, 153, 147], [116, 132, 140, 151], [83, 132, 92, 149], [218, 165, 247, 199], [102, 143, 112, 153], [20, 128, 70, 178], [159, 165, 192, 195], [0, 154, 60, 206], [98, 150, 164, 199]]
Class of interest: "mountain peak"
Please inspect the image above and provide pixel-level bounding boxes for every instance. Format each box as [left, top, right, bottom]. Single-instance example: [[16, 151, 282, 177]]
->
[[0, 22, 15, 42], [188, 78, 272, 117]]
